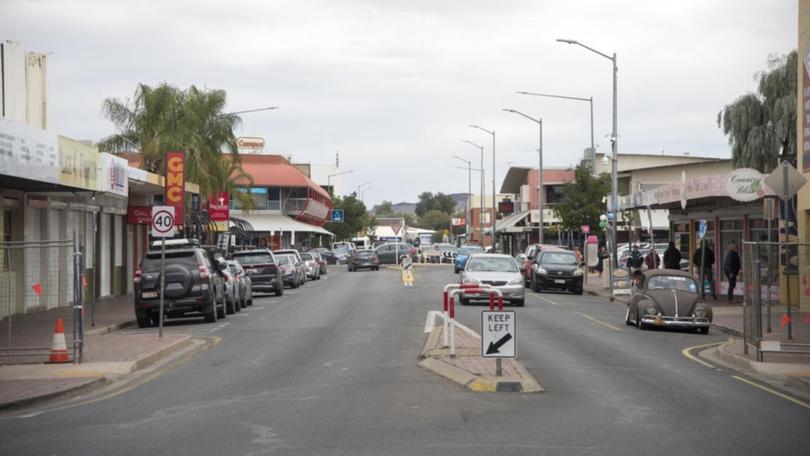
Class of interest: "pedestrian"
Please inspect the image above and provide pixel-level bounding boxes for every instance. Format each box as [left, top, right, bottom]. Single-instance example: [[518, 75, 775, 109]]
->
[[723, 241, 741, 302], [644, 248, 660, 270], [595, 246, 606, 277], [663, 241, 681, 270], [693, 239, 717, 300], [626, 245, 644, 286], [574, 247, 583, 266]]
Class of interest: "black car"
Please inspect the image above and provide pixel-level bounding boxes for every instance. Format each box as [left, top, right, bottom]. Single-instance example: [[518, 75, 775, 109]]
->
[[312, 248, 338, 265], [231, 249, 283, 297], [348, 250, 380, 271], [134, 240, 227, 327], [530, 250, 584, 294]]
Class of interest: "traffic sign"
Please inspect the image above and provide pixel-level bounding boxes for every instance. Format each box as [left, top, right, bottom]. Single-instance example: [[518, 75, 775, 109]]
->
[[331, 209, 344, 222], [391, 223, 402, 235], [481, 310, 516, 358], [764, 161, 807, 201], [151, 206, 176, 238]]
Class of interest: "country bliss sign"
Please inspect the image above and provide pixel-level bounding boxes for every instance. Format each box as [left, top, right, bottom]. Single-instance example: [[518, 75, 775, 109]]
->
[[725, 168, 766, 202]]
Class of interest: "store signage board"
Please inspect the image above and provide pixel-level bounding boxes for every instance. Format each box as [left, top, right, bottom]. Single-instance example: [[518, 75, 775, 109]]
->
[[725, 168, 767, 202], [481, 310, 516, 358], [165, 151, 185, 227]]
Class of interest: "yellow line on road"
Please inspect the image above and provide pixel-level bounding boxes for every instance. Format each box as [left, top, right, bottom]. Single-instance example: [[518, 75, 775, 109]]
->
[[533, 295, 559, 306], [731, 375, 810, 410], [574, 311, 623, 332], [681, 342, 723, 369]]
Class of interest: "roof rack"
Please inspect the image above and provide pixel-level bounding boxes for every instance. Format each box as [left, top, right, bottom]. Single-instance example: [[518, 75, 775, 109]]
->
[[149, 238, 200, 249]]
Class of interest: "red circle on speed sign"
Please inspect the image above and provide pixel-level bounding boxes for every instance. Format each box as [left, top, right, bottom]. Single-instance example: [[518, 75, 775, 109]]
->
[[152, 209, 175, 234]]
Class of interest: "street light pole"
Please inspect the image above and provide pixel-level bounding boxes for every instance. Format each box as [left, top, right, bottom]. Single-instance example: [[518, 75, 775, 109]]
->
[[226, 106, 280, 115], [516, 91, 595, 176], [462, 140, 485, 246], [470, 125, 496, 251], [357, 181, 371, 195], [502, 109, 543, 244], [453, 155, 473, 243], [558, 38, 618, 297], [360, 188, 373, 204], [327, 170, 354, 197]]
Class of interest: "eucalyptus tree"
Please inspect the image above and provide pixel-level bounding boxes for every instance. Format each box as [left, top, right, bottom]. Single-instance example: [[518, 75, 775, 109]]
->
[[717, 51, 796, 172]]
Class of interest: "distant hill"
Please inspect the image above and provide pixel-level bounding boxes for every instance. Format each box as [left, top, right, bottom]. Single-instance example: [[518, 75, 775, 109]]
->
[[371, 193, 468, 215]]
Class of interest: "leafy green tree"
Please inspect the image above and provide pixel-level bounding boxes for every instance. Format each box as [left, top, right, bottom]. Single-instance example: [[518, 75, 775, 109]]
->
[[552, 160, 611, 231], [375, 200, 394, 216], [415, 192, 436, 216], [718, 51, 796, 172], [325, 193, 375, 241], [419, 209, 451, 231], [415, 192, 456, 216]]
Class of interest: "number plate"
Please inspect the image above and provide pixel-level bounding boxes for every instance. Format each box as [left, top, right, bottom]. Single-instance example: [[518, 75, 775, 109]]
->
[[142, 291, 158, 298], [554, 279, 565, 284]]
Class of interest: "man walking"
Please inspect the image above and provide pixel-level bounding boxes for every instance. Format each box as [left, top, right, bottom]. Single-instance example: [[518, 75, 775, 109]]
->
[[723, 242, 741, 302], [693, 239, 717, 300], [663, 241, 681, 270]]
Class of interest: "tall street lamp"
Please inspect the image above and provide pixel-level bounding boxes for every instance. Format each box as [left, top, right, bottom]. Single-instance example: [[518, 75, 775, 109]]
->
[[516, 91, 595, 176], [357, 181, 372, 195], [462, 139, 485, 246], [327, 170, 354, 197], [452, 155, 473, 242], [227, 106, 280, 115], [502, 109, 543, 244], [469, 125, 497, 251], [360, 187, 373, 204], [558, 37, 618, 297]]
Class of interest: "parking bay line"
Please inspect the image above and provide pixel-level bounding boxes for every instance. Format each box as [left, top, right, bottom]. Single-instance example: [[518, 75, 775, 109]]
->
[[731, 375, 810, 410]]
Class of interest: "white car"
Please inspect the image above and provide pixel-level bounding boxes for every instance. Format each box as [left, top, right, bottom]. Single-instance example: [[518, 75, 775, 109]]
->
[[459, 254, 525, 306]]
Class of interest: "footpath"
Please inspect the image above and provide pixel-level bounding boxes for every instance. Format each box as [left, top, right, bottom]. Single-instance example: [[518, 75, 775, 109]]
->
[[582, 273, 810, 401], [0, 295, 209, 412]]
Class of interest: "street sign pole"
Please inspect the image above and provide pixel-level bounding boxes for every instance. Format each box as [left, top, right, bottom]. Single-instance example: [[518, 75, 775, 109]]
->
[[159, 241, 165, 338], [151, 206, 176, 338]]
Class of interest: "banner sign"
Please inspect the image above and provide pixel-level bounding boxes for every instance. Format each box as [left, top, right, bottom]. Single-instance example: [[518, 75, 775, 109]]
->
[[725, 168, 767, 202], [165, 151, 185, 227], [0, 117, 59, 184], [126, 205, 152, 225], [208, 191, 229, 222], [451, 217, 466, 226], [98, 153, 129, 196]]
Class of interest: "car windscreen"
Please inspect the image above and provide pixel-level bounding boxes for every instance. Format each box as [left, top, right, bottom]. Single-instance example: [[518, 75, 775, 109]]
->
[[142, 250, 198, 272], [647, 275, 697, 292], [459, 246, 483, 256], [301, 253, 313, 261], [232, 253, 274, 265], [466, 256, 518, 273], [227, 262, 243, 273], [277, 255, 294, 265], [356, 250, 375, 257], [334, 246, 350, 255], [541, 252, 577, 265]]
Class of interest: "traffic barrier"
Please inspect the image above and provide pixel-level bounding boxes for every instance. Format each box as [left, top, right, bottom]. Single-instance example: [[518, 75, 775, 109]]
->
[[49, 318, 69, 363], [441, 283, 503, 357]]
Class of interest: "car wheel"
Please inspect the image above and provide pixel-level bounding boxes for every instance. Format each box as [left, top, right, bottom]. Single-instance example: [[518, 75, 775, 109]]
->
[[531, 274, 540, 293], [217, 293, 227, 319], [248, 298, 253, 306], [459, 297, 468, 306], [204, 296, 218, 323], [513, 299, 525, 307], [697, 326, 710, 335], [226, 296, 236, 314], [636, 311, 645, 330], [624, 305, 633, 326], [573, 287, 583, 295], [454, 268, 459, 274], [137, 318, 152, 328], [275, 286, 283, 297]]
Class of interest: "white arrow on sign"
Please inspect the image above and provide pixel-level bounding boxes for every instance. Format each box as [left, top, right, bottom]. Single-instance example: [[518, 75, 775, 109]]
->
[[481, 310, 516, 358]]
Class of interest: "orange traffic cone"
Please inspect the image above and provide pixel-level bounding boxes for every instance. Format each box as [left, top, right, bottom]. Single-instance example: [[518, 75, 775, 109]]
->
[[49, 318, 69, 363]]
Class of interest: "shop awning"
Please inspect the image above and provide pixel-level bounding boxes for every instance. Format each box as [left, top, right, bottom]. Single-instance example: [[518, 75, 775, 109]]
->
[[234, 214, 333, 236], [496, 210, 531, 233]]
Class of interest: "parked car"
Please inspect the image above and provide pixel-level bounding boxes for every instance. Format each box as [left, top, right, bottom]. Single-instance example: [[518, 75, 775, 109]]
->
[[227, 260, 253, 308], [374, 242, 418, 264], [276, 254, 305, 288], [300, 252, 322, 280], [522, 244, 567, 286], [331, 245, 352, 264], [348, 249, 380, 271], [624, 269, 713, 334], [530, 249, 584, 294], [310, 251, 328, 274], [274, 249, 307, 285], [312, 247, 338, 265], [231, 249, 283, 297], [454, 245, 484, 273], [217, 255, 241, 314], [459, 253, 525, 306], [134, 239, 226, 327]]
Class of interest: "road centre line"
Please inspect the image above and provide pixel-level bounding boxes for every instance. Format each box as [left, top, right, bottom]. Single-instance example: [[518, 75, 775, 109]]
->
[[574, 311, 623, 332], [731, 375, 810, 410], [532, 295, 559, 306], [681, 342, 724, 369]]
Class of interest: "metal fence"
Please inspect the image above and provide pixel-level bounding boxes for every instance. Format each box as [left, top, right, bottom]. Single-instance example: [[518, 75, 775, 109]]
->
[[0, 238, 84, 363], [741, 241, 810, 361]]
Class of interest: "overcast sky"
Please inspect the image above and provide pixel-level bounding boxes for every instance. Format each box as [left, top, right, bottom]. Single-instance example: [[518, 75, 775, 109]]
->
[[1, 0, 796, 207]]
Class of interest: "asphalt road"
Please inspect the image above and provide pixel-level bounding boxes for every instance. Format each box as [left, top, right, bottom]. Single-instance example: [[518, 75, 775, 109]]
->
[[1, 266, 809, 455]]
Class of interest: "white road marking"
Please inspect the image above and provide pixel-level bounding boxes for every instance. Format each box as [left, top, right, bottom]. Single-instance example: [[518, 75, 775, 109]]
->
[[532, 294, 559, 306]]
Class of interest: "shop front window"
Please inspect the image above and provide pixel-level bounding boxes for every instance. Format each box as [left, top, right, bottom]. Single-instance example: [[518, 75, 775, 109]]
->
[[720, 219, 743, 265]]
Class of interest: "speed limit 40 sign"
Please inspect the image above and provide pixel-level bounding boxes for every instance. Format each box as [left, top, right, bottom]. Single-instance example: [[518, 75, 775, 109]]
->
[[151, 206, 177, 238]]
